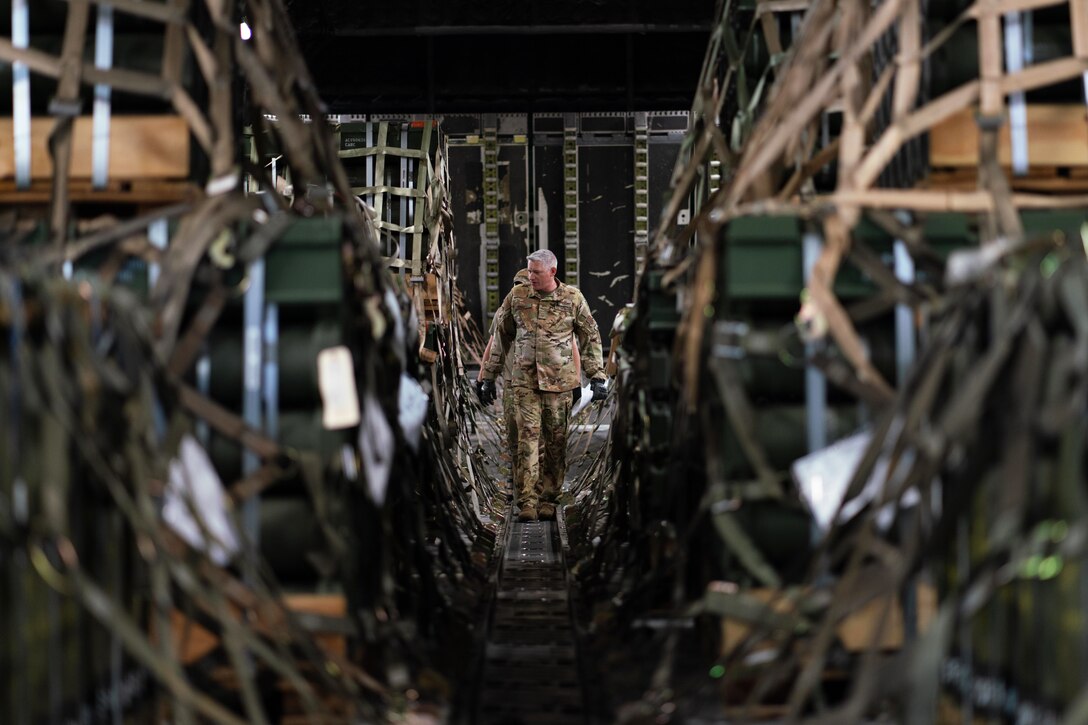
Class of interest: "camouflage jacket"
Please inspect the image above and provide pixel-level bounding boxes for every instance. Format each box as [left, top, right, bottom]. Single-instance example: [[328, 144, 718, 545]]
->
[[488, 308, 516, 381], [482, 281, 604, 392]]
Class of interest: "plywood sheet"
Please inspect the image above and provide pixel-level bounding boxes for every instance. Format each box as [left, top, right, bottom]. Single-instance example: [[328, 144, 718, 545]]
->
[[0, 115, 190, 180], [0, 178, 196, 203], [930, 105, 1088, 167], [169, 594, 349, 666], [282, 593, 348, 658], [719, 583, 937, 657]]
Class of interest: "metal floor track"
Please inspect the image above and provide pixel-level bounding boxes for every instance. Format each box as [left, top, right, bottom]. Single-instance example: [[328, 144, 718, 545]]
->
[[477, 519, 586, 724]]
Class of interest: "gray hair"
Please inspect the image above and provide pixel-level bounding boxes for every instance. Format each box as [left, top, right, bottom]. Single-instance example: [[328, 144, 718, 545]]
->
[[527, 249, 557, 269]]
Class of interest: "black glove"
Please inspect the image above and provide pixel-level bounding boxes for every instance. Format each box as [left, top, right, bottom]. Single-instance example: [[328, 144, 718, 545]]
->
[[572, 385, 582, 404], [590, 378, 608, 402], [476, 378, 497, 406]]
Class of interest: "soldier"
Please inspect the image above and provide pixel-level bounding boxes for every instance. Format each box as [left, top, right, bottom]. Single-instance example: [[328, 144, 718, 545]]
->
[[477, 273, 583, 505], [476, 249, 607, 522], [477, 269, 530, 491]]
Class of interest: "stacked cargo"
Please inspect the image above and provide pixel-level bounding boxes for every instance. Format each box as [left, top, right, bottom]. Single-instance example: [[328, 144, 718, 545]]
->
[[1, 2, 500, 722], [929, 210, 1088, 722], [235, 113, 506, 671], [0, 3, 201, 722], [0, 276, 158, 724], [196, 215, 351, 590], [0, 1, 194, 206], [568, 0, 1088, 720], [336, 118, 442, 280]]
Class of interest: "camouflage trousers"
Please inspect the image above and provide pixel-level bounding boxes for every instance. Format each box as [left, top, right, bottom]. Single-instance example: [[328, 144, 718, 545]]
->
[[502, 384, 520, 486], [512, 386, 572, 509]]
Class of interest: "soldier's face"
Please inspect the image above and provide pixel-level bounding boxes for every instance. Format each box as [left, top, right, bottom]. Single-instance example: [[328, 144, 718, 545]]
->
[[527, 261, 556, 291]]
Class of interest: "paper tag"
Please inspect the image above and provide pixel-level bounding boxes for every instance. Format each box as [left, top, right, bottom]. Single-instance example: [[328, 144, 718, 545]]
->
[[359, 393, 393, 506], [398, 373, 429, 451], [163, 435, 240, 566], [317, 346, 361, 429]]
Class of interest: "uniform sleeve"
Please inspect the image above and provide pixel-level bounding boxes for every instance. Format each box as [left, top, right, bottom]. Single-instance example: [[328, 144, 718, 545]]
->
[[481, 292, 516, 379], [572, 290, 605, 379]]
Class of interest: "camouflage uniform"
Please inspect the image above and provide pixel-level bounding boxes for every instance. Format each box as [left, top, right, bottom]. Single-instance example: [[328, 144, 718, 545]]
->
[[488, 308, 521, 486], [482, 280, 604, 509], [501, 358, 520, 488], [484, 269, 529, 487]]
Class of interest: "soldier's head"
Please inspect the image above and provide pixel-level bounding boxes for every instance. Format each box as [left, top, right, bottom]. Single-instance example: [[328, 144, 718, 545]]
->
[[513, 268, 530, 286], [526, 250, 558, 293]]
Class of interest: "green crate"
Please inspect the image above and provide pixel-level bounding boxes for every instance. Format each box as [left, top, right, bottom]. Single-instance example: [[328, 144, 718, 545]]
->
[[724, 216, 804, 299], [265, 216, 344, 305], [722, 215, 913, 300]]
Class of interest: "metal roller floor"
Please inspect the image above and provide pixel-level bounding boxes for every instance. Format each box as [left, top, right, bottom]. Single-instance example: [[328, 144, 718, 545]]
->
[[477, 518, 587, 724]]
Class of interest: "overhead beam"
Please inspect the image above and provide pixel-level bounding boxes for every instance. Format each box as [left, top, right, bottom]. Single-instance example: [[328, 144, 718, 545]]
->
[[311, 23, 712, 37]]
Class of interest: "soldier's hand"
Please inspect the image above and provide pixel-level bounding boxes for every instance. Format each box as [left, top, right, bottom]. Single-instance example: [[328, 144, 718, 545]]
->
[[572, 385, 582, 404], [590, 378, 608, 402], [476, 379, 497, 406]]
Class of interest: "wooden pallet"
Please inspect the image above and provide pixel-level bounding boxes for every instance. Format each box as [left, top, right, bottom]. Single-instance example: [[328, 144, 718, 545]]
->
[[280, 593, 349, 658], [420, 273, 442, 321], [719, 583, 937, 657], [713, 584, 938, 720], [0, 178, 199, 204], [169, 593, 349, 666], [0, 114, 195, 206], [0, 115, 190, 181], [930, 105, 1088, 169], [920, 167, 1088, 194], [927, 104, 1088, 193]]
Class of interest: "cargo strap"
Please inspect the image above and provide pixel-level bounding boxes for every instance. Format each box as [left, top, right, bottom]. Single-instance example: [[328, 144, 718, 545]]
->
[[9, 276, 373, 724], [351, 184, 427, 198], [167, 277, 228, 379], [340, 146, 431, 161], [411, 120, 433, 278], [371, 122, 389, 229], [48, 0, 92, 254], [152, 195, 260, 361], [167, 207, 293, 381], [0, 0, 416, 716], [160, 0, 191, 85], [32, 202, 191, 267], [705, 355, 783, 501]]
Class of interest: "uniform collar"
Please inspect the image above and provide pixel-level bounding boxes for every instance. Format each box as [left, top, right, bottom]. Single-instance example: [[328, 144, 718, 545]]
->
[[528, 279, 563, 299]]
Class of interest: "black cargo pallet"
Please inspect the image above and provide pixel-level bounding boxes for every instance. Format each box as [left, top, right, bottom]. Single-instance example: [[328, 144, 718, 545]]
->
[[477, 520, 587, 724]]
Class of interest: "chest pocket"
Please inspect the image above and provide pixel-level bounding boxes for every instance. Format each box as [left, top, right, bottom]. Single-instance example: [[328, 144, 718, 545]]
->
[[513, 299, 537, 327], [539, 299, 574, 333]]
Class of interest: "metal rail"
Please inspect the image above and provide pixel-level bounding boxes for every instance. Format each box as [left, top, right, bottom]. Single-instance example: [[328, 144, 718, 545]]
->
[[477, 519, 588, 724]]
